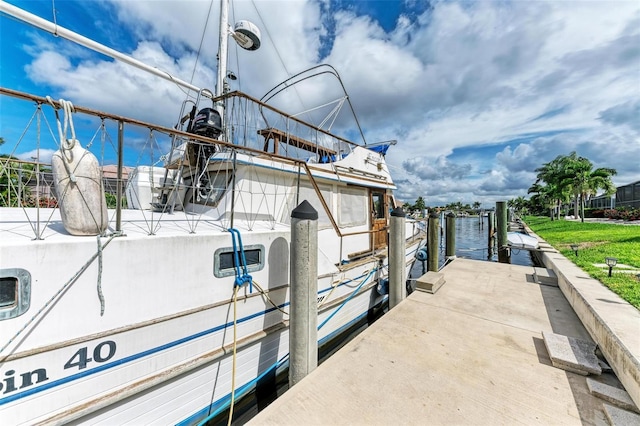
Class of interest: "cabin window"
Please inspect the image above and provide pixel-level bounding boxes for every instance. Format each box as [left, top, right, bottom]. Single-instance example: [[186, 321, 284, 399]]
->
[[338, 187, 367, 226], [0, 269, 31, 321], [0, 279, 17, 308], [372, 192, 386, 219], [214, 244, 265, 278], [287, 183, 333, 229]]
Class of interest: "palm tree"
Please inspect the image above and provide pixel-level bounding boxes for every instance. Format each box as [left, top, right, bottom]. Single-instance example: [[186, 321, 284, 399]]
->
[[532, 155, 572, 220], [414, 196, 426, 212], [560, 152, 616, 222], [528, 182, 554, 218], [509, 196, 528, 216]]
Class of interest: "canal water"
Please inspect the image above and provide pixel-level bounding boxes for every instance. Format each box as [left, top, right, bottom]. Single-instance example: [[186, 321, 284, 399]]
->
[[409, 215, 537, 279]]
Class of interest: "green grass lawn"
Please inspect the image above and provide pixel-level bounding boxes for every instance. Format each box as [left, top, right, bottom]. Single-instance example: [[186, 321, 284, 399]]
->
[[524, 216, 640, 309]]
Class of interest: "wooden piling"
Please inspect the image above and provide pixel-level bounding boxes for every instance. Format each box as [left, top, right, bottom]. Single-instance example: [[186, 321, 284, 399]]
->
[[428, 212, 439, 272], [445, 212, 456, 259], [496, 201, 510, 264], [487, 211, 495, 260]]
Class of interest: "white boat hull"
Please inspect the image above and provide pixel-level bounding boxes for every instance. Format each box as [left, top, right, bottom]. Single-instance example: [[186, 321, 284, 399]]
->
[[0, 208, 422, 425], [507, 232, 539, 250]]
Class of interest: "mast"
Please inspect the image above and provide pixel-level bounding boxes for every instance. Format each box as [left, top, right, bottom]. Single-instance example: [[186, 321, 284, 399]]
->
[[216, 0, 229, 99], [216, 0, 230, 141]]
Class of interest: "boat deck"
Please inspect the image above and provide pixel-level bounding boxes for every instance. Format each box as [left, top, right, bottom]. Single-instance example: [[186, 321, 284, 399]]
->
[[0, 207, 286, 243], [249, 258, 635, 425]]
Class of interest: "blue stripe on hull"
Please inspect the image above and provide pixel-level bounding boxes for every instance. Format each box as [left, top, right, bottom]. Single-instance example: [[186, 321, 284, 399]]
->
[[0, 269, 382, 407]]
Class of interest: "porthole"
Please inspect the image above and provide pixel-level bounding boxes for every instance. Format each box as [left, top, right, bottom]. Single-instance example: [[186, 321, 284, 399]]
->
[[0, 269, 31, 320]]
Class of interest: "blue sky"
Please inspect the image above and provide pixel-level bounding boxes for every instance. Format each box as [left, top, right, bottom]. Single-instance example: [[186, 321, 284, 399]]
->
[[1, 0, 639, 207]]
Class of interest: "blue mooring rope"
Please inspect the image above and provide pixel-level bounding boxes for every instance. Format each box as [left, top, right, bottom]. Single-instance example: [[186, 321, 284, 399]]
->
[[228, 228, 253, 292]]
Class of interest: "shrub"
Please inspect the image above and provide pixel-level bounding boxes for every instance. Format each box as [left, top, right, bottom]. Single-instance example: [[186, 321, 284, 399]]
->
[[583, 208, 605, 218], [603, 208, 639, 221]]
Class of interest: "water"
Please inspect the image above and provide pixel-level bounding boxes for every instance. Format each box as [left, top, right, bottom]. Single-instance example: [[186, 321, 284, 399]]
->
[[410, 216, 537, 279]]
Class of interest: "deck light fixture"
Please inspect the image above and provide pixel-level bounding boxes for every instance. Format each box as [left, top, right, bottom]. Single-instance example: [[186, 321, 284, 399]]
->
[[570, 244, 579, 256], [605, 257, 618, 277]]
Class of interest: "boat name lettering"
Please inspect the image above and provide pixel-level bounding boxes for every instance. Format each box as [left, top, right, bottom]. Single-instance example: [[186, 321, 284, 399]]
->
[[0, 340, 117, 396], [0, 368, 49, 395], [64, 340, 117, 370]]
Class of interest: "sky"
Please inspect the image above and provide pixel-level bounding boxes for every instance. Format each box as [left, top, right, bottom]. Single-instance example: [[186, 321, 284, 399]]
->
[[1, 0, 639, 207]]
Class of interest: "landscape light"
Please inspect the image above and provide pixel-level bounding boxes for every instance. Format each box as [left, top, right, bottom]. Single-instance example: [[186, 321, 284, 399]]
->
[[570, 244, 579, 256], [605, 257, 618, 277]]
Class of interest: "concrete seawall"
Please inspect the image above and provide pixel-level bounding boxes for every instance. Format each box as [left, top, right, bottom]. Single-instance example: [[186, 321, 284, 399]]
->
[[524, 224, 640, 409]]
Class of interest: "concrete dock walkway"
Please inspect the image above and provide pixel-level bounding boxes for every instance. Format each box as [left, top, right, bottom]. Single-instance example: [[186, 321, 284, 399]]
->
[[249, 258, 629, 425]]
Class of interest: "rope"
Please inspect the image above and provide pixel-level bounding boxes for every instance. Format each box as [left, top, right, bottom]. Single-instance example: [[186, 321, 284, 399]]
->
[[46, 96, 77, 182], [252, 280, 288, 316], [317, 267, 376, 331], [318, 274, 352, 308], [0, 233, 119, 356], [46, 96, 77, 150], [227, 285, 239, 426], [228, 228, 253, 291], [97, 235, 105, 315], [224, 228, 252, 424], [196, 352, 290, 426]]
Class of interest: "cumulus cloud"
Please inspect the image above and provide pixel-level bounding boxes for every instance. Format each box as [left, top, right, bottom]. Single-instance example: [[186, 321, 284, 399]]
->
[[403, 156, 471, 180], [4, 0, 639, 205]]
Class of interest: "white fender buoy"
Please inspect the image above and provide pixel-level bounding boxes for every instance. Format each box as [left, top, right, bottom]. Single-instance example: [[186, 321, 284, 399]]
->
[[52, 141, 108, 236]]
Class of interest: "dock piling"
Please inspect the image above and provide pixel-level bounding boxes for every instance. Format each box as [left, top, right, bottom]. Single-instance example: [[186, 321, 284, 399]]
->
[[428, 212, 439, 271], [487, 211, 495, 260], [445, 212, 456, 259], [496, 201, 510, 264], [289, 200, 318, 387], [389, 207, 407, 309]]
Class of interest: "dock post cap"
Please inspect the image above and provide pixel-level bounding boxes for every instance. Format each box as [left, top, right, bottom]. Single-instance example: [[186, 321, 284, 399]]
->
[[446, 212, 456, 218], [429, 211, 439, 218], [390, 207, 405, 217], [291, 200, 318, 220]]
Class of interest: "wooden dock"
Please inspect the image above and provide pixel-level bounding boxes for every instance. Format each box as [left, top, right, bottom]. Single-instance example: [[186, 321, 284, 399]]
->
[[248, 258, 636, 425]]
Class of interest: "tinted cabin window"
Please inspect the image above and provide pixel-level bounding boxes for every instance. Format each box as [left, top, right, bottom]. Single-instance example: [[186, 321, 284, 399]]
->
[[219, 249, 262, 270], [0, 269, 31, 320], [0, 278, 17, 308], [372, 192, 385, 219], [214, 245, 265, 278]]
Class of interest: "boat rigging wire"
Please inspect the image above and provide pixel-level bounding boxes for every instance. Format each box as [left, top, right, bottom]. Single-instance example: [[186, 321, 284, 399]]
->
[[247, 0, 317, 126], [189, 0, 215, 94], [249, 0, 290, 77], [50, 0, 57, 36]]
